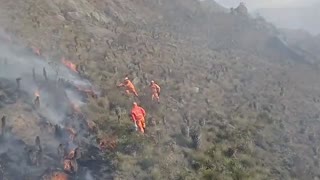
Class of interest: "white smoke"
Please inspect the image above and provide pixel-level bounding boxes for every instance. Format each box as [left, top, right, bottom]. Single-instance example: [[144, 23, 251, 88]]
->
[[85, 171, 95, 180], [0, 30, 92, 125], [0, 28, 98, 180]]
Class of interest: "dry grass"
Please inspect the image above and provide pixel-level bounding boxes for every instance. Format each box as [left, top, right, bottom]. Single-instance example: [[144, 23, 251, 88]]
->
[[1, 0, 320, 179]]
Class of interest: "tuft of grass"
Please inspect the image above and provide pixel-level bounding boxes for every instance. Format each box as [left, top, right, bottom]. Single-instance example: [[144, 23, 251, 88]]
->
[[116, 152, 138, 172], [150, 168, 162, 180], [138, 156, 155, 171]]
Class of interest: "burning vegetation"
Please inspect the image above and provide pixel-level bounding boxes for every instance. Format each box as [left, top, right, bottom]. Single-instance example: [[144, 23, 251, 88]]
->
[[41, 170, 69, 180], [98, 136, 117, 152], [61, 57, 78, 73], [0, 39, 103, 179], [75, 86, 98, 99], [34, 90, 40, 108]]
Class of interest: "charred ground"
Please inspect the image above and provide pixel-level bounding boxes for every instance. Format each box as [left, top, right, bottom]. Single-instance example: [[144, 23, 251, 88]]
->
[[0, 0, 320, 180]]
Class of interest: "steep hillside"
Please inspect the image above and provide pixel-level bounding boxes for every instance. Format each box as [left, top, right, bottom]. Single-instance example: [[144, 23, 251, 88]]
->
[[256, 6, 320, 35], [1, 0, 320, 180]]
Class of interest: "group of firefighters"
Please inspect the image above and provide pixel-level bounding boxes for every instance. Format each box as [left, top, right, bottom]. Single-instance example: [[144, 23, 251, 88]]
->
[[117, 77, 161, 134]]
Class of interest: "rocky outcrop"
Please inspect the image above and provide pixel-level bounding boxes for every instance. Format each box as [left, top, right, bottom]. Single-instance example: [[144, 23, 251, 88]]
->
[[231, 2, 248, 16]]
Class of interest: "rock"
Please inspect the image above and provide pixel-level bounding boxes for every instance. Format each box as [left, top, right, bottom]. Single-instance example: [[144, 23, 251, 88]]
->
[[55, 15, 65, 22], [90, 12, 109, 24], [192, 87, 200, 93], [234, 2, 248, 15], [65, 12, 83, 20], [90, 12, 101, 21]]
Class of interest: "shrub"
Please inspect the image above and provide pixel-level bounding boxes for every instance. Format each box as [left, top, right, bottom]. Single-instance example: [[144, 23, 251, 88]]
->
[[138, 157, 155, 170], [190, 129, 202, 150], [150, 168, 162, 180]]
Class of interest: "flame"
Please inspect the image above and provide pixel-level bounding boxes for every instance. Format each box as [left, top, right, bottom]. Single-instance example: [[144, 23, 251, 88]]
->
[[99, 137, 117, 151], [67, 150, 75, 159], [71, 103, 81, 113], [63, 158, 77, 174], [66, 127, 77, 141], [31, 46, 41, 56], [87, 120, 97, 132], [76, 85, 91, 93], [67, 127, 76, 135], [63, 159, 72, 173], [61, 57, 77, 73], [34, 90, 40, 97], [51, 172, 69, 180]]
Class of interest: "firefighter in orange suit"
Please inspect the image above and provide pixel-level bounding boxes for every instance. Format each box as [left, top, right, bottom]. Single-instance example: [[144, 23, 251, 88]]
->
[[131, 102, 146, 133]]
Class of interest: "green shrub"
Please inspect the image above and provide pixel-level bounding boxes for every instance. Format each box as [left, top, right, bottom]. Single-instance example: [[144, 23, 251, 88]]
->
[[239, 154, 255, 168], [201, 170, 219, 180], [138, 157, 155, 170], [150, 168, 162, 180]]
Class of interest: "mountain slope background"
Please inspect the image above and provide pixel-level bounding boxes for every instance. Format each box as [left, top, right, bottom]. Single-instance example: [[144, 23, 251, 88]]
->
[[1, 0, 320, 179], [256, 5, 320, 35]]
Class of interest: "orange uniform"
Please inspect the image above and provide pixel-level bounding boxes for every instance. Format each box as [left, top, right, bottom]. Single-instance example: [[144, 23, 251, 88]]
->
[[150, 81, 160, 102], [118, 78, 138, 97], [131, 103, 146, 133]]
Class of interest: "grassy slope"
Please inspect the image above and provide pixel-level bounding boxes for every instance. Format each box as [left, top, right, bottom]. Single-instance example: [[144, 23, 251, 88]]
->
[[1, 0, 320, 179]]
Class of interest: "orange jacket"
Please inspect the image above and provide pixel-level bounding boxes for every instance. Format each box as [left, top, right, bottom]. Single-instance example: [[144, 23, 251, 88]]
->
[[151, 83, 160, 94], [119, 80, 135, 90], [131, 105, 146, 122]]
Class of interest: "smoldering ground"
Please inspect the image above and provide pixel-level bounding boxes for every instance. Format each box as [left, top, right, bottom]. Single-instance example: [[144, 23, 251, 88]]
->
[[0, 31, 102, 179], [0, 36, 90, 125]]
